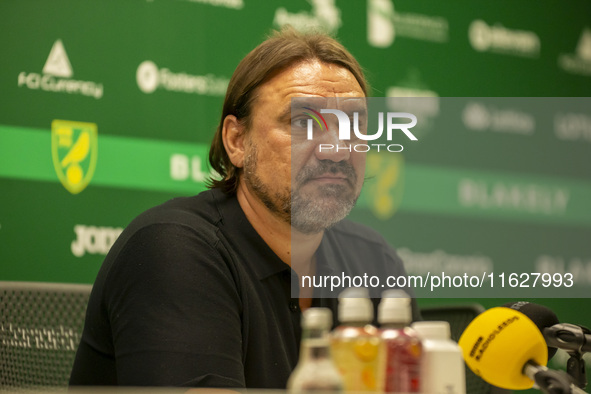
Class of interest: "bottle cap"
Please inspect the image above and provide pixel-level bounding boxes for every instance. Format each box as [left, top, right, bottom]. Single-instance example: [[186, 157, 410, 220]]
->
[[338, 287, 373, 323], [302, 307, 333, 330], [411, 321, 452, 340], [378, 290, 411, 324]]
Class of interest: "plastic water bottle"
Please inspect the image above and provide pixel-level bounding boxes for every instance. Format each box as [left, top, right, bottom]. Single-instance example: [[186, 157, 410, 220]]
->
[[287, 307, 343, 392], [411, 321, 466, 394]]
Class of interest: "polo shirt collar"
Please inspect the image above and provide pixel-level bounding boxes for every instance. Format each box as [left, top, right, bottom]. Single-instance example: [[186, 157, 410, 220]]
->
[[210, 189, 343, 283], [212, 188, 290, 281]]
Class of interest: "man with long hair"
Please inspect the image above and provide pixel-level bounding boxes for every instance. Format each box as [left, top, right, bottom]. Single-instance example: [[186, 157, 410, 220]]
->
[[70, 27, 415, 389]]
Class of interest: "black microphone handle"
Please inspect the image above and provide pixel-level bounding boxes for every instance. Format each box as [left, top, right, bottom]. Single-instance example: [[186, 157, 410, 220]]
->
[[524, 362, 587, 394], [544, 324, 591, 353]]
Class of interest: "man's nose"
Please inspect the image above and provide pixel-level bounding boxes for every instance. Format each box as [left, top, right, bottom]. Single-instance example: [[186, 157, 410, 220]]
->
[[314, 127, 351, 162]]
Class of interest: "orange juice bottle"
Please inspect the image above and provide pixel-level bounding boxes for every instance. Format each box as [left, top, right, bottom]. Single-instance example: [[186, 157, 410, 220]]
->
[[331, 288, 383, 392]]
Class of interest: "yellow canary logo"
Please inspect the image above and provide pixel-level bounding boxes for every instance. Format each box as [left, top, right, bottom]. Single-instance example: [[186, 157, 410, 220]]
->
[[366, 152, 405, 220], [51, 120, 97, 194]]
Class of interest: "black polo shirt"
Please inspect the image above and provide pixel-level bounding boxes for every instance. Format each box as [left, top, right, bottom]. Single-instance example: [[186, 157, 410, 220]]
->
[[69, 188, 416, 389]]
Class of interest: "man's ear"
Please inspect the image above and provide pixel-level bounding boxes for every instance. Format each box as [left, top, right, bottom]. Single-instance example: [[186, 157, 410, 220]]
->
[[222, 115, 246, 169]]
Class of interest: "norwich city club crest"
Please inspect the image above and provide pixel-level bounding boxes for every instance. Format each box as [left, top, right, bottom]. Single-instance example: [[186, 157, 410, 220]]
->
[[365, 152, 405, 220], [51, 120, 98, 194]]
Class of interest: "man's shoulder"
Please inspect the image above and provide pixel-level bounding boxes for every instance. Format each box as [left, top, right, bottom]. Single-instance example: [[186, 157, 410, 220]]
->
[[99, 189, 242, 286], [128, 188, 228, 231], [108, 188, 237, 255]]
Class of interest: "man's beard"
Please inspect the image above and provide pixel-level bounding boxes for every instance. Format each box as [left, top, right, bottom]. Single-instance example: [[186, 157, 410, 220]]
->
[[243, 143, 360, 234]]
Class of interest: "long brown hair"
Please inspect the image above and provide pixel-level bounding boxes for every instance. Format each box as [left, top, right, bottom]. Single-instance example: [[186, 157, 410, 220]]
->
[[207, 26, 368, 194]]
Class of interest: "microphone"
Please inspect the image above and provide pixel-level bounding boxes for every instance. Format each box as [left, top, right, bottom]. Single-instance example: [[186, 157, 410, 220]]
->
[[503, 301, 560, 360], [504, 301, 591, 354], [503, 301, 590, 388], [458, 307, 585, 393]]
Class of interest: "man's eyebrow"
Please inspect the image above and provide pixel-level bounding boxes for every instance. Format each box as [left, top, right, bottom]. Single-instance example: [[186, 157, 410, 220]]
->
[[282, 101, 318, 122], [284, 98, 367, 121], [290, 99, 326, 113], [348, 105, 368, 116], [340, 98, 368, 114]]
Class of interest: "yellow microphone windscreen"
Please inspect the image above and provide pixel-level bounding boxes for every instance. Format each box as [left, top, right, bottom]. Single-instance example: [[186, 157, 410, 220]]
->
[[458, 307, 548, 390]]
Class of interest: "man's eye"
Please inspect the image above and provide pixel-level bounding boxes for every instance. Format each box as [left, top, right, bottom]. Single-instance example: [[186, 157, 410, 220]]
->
[[291, 118, 309, 129]]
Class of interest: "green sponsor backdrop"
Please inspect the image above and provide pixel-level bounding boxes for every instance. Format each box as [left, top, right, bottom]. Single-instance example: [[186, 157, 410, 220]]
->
[[1, 0, 591, 372]]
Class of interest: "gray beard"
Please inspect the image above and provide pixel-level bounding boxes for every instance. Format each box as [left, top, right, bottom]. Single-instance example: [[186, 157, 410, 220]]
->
[[243, 143, 359, 235], [291, 184, 357, 234]]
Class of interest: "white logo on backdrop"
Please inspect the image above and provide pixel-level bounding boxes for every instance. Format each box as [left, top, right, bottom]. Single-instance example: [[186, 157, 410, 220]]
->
[[558, 27, 591, 76], [386, 87, 439, 117], [273, 0, 341, 34], [170, 154, 219, 183], [462, 102, 535, 135], [367, 0, 448, 48], [136, 61, 160, 94], [554, 112, 591, 143], [577, 28, 591, 62], [42, 40, 73, 78], [17, 39, 104, 99], [536, 255, 591, 286], [458, 178, 570, 215], [71, 224, 123, 258], [136, 60, 229, 96], [468, 20, 540, 58], [397, 247, 494, 278], [183, 0, 243, 9], [385, 70, 440, 136], [146, 0, 243, 8]]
